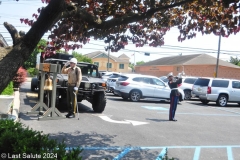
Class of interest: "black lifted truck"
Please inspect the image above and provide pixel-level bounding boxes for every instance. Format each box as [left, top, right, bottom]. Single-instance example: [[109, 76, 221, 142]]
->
[[31, 53, 107, 113]]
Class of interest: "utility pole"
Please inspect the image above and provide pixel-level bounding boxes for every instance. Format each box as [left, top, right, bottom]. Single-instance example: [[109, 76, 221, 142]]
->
[[134, 51, 135, 65], [215, 34, 221, 78], [107, 42, 110, 71]]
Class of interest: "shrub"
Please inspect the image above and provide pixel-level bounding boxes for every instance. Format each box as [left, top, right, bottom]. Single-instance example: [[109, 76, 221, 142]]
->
[[0, 119, 82, 160], [1, 81, 14, 95], [12, 67, 27, 88], [27, 67, 39, 77]]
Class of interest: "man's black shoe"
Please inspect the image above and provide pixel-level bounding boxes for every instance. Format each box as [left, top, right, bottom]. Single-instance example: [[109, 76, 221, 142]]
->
[[172, 119, 177, 121], [65, 112, 71, 117], [66, 114, 75, 118]]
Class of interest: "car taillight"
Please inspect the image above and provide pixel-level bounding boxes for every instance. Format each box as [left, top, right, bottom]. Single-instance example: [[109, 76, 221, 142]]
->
[[207, 86, 211, 94], [178, 84, 182, 87], [120, 82, 129, 86]]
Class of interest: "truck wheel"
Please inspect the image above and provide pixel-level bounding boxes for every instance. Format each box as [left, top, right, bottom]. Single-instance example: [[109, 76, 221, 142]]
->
[[92, 92, 106, 113], [201, 100, 209, 105], [31, 77, 38, 92], [216, 94, 228, 107], [184, 90, 192, 100]]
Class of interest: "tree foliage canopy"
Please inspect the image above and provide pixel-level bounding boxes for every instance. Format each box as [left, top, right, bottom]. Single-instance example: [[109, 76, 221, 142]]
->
[[23, 39, 47, 69], [229, 56, 240, 66], [19, 0, 240, 53], [72, 51, 93, 63]]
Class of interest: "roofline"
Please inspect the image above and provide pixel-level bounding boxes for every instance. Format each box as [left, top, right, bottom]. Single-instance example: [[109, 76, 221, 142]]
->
[[135, 64, 240, 68], [91, 52, 117, 62]]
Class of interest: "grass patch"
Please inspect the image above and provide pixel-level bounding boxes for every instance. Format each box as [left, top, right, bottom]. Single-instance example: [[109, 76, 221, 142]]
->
[[1, 81, 14, 95]]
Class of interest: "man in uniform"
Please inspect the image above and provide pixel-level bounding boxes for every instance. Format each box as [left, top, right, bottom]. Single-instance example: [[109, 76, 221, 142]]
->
[[62, 58, 82, 118], [167, 72, 182, 121]]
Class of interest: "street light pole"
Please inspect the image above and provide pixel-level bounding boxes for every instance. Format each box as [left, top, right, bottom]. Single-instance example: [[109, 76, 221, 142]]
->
[[215, 34, 221, 78], [107, 42, 110, 71]]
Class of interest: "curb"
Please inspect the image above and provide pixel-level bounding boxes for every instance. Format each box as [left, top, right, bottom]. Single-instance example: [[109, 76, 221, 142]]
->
[[12, 91, 20, 122]]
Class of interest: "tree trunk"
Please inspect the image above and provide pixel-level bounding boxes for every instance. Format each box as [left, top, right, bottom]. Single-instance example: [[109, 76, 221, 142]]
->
[[0, 0, 66, 93]]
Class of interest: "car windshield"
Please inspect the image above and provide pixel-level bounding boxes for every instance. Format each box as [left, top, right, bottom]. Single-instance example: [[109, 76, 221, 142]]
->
[[194, 78, 210, 86]]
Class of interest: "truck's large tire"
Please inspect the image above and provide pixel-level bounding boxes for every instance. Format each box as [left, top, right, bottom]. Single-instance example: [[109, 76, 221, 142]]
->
[[31, 77, 38, 92], [92, 91, 106, 113]]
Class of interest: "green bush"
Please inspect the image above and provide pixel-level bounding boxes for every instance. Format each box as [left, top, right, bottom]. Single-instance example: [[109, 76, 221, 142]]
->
[[0, 120, 82, 160], [27, 67, 39, 77], [1, 81, 14, 95]]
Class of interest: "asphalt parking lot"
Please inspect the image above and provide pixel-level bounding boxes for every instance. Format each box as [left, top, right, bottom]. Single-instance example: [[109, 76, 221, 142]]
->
[[19, 82, 240, 160]]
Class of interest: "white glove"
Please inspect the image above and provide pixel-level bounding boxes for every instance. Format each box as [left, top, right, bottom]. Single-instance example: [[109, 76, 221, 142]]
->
[[74, 87, 78, 91], [65, 61, 70, 66], [177, 73, 182, 78]]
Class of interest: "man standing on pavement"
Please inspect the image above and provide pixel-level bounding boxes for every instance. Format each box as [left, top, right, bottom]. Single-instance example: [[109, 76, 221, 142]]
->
[[167, 72, 182, 121], [62, 58, 82, 118]]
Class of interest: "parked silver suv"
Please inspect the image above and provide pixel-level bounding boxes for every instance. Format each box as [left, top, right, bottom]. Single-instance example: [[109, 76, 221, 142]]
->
[[114, 74, 184, 102], [192, 77, 240, 106]]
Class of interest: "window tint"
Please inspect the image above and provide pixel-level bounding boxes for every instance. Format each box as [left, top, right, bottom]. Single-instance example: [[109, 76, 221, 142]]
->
[[232, 81, 240, 89], [142, 78, 151, 84], [118, 76, 129, 81], [184, 78, 197, 84], [152, 78, 165, 86], [132, 77, 142, 82], [212, 80, 229, 88], [194, 78, 210, 86]]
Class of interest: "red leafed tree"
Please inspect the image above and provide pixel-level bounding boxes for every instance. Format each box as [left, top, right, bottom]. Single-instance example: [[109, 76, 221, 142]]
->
[[0, 0, 239, 93], [12, 67, 27, 88]]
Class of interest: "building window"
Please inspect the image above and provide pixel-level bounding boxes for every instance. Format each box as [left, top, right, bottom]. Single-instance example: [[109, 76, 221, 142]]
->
[[106, 63, 112, 68], [177, 67, 180, 71], [94, 62, 99, 66], [119, 64, 124, 69]]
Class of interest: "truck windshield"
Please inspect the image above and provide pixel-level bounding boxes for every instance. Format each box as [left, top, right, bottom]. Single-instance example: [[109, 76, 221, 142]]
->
[[78, 64, 98, 78]]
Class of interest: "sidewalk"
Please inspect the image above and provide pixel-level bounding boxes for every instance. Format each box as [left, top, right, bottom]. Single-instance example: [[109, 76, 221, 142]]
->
[[12, 77, 32, 122]]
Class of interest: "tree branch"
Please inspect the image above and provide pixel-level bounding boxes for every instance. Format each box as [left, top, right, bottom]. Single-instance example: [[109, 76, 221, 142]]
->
[[62, 0, 193, 29], [4, 22, 20, 46]]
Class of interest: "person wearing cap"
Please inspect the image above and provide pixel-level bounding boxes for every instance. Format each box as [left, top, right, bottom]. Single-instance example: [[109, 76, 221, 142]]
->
[[167, 72, 182, 121], [61, 58, 82, 118]]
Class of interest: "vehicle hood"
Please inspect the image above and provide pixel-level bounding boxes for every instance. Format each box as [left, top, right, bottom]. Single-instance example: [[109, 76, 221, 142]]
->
[[57, 74, 105, 83]]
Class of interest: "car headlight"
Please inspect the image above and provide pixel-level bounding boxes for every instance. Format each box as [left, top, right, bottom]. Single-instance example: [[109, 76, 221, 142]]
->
[[84, 83, 91, 89]]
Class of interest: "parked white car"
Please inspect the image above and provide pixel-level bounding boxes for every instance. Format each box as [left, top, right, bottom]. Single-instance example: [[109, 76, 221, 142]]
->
[[106, 73, 123, 94], [192, 77, 240, 106], [179, 76, 198, 100], [114, 74, 184, 102], [101, 72, 115, 82]]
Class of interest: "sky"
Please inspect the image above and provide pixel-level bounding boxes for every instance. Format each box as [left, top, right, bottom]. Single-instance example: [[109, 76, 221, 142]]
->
[[1, 0, 240, 64]]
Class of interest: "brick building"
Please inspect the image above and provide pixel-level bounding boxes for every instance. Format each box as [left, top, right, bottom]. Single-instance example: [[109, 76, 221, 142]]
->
[[135, 54, 240, 79]]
